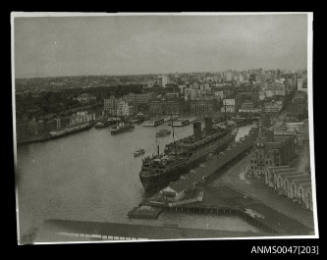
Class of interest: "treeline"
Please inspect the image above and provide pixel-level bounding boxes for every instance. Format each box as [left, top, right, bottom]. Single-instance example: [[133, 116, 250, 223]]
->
[[16, 84, 146, 120]]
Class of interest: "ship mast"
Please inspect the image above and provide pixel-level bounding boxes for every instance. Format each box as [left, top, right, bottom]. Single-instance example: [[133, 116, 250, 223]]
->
[[155, 114, 160, 157], [170, 112, 177, 155], [224, 100, 228, 124]]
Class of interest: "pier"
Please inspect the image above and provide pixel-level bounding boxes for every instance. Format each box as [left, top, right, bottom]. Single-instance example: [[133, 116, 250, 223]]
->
[[35, 219, 269, 242], [131, 185, 313, 236]]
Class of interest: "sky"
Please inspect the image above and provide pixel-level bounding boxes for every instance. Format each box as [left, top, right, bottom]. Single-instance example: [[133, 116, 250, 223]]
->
[[13, 14, 309, 78]]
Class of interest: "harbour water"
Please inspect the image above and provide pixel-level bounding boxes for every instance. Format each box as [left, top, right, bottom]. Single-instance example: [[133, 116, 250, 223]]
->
[[16, 122, 258, 241]]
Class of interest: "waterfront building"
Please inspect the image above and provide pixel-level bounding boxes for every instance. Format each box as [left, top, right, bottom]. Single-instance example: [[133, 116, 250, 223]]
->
[[160, 185, 186, 202], [54, 118, 61, 129], [104, 96, 117, 116], [117, 99, 131, 117], [265, 166, 312, 210], [190, 99, 216, 114], [104, 96, 132, 117], [149, 99, 182, 115], [70, 111, 95, 125]]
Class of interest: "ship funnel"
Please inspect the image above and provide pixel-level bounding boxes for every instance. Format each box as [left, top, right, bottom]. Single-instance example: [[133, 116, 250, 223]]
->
[[204, 117, 213, 133], [193, 121, 202, 139], [265, 128, 274, 142]]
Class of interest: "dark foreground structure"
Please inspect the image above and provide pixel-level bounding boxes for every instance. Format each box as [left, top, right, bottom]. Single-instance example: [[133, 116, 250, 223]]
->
[[33, 219, 270, 243]]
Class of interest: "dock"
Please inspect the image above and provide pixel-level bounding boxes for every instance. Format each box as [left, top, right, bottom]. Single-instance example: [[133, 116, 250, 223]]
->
[[139, 185, 313, 236], [34, 219, 270, 243]]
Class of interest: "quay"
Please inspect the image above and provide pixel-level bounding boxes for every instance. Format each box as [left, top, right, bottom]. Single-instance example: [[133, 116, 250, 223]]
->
[[128, 124, 313, 236], [128, 126, 258, 220], [133, 185, 313, 236], [34, 219, 270, 243]]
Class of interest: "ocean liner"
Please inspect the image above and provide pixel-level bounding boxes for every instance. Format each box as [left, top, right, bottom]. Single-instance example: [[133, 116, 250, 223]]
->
[[139, 117, 237, 193]]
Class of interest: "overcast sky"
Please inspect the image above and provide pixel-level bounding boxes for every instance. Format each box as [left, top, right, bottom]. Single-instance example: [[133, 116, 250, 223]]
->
[[14, 14, 308, 78]]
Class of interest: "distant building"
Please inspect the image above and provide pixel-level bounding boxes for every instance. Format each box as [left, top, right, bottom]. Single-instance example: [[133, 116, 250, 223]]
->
[[297, 77, 307, 92], [149, 99, 182, 115], [166, 92, 179, 99], [263, 100, 283, 114], [225, 71, 233, 82], [190, 99, 216, 114], [249, 122, 296, 178], [184, 88, 199, 100], [117, 100, 131, 117], [161, 75, 169, 88], [75, 93, 96, 104], [123, 92, 153, 105], [104, 96, 132, 117], [221, 98, 236, 113], [238, 101, 262, 114], [70, 111, 95, 125], [285, 92, 308, 120], [104, 96, 117, 116], [214, 90, 224, 100]]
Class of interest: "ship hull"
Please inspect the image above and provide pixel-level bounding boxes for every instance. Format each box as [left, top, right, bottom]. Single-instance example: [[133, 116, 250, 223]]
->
[[111, 126, 134, 135], [49, 122, 94, 139], [140, 132, 236, 193], [18, 122, 94, 145]]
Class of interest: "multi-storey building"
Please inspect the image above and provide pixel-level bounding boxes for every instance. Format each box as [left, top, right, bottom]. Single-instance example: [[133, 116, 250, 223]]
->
[[221, 98, 236, 113], [263, 100, 283, 113], [149, 99, 182, 115], [104, 96, 132, 117], [190, 99, 216, 115], [123, 92, 153, 105], [249, 122, 296, 178]]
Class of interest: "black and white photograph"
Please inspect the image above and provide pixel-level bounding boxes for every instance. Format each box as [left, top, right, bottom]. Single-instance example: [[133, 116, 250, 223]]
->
[[11, 12, 318, 244]]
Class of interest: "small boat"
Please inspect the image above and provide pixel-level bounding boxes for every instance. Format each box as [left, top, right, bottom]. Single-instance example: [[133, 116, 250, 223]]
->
[[134, 149, 145, 157], [156, 129, 171, 138], [95, 121, 106, 129]]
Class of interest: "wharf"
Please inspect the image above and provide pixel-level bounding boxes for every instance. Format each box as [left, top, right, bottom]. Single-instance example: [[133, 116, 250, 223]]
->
[[141, 186, 313, 236], [17, 133, 51, 145], [34, 219, 269, 243]]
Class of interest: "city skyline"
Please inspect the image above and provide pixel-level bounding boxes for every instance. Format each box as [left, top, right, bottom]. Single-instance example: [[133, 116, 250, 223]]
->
[[14, 14, 308, 79]]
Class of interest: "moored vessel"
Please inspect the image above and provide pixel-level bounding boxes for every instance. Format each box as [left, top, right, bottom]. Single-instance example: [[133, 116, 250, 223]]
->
[[134, 149, 145, 157], [110, 121, 135, 135], [139, 117, 237, 193], [49, 121, 94, 139], [142, 118, 165, 127]]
